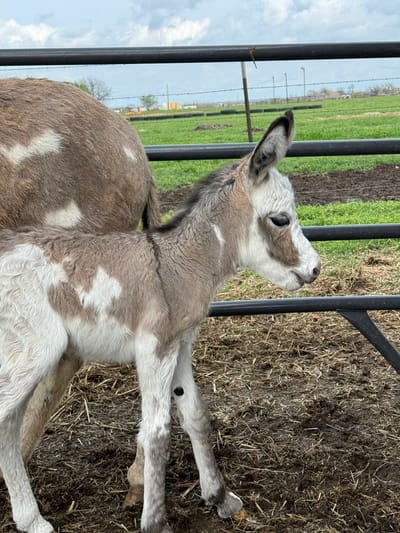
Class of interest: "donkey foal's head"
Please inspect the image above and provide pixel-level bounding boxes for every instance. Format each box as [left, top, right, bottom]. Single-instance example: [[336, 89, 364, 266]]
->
[[238, 110, 320, 291]]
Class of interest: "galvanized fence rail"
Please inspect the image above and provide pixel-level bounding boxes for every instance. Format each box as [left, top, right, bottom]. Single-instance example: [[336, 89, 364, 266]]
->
[[2, 42, 399, 370]]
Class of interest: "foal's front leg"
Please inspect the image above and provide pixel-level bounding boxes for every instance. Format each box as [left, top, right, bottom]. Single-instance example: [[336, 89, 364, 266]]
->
[[135, 337, 178, 533], [172, 331, 243, 519]]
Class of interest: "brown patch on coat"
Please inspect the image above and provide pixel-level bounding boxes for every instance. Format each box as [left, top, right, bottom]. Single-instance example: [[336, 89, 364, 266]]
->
[[257, 217, 299, 266], [48, 282, 97, 322]]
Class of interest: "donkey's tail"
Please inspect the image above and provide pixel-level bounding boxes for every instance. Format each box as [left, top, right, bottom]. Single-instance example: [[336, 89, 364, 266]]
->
[[141, 175, 161, 230]]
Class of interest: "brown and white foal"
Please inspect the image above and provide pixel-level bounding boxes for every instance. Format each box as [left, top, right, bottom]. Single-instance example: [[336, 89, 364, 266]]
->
[[0, 77, 160, 474], [0, 110, 320, 533]]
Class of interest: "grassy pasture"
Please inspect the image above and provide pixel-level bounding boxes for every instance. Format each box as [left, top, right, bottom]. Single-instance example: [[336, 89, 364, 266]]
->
[[133, 94, 400, 190]]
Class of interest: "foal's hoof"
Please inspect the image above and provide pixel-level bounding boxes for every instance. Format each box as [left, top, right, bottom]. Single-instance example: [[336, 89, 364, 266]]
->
[[25, 515, 55, 533], [217, 490, 243, 519], [142, 524, 173, 533], [123, 484, 144, 508]]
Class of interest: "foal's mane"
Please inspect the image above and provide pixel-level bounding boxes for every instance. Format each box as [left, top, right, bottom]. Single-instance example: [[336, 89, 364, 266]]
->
[[154, 162, 238, 234]]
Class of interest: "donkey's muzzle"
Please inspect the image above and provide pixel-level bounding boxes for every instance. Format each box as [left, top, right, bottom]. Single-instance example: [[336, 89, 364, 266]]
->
[[293, 261, 321, 286]]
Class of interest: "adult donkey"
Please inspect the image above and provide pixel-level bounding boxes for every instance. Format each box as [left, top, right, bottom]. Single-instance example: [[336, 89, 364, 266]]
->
[[0, 110, 320, 533], [0, 77, 160, 473]]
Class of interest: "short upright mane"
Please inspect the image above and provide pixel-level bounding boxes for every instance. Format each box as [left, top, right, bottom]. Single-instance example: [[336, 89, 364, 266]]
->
[[155, 162, 239, 233]]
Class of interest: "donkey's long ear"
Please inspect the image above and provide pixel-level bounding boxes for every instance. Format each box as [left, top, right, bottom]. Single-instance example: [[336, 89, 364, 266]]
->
[[249, 110, 295, 184]]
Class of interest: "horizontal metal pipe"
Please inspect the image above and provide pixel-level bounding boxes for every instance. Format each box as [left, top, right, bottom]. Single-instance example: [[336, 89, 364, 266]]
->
[[208, 295, 400, 317], [145, 139, 400, 160], [303, 224, 400, 241], [0, 42, 399, 66]]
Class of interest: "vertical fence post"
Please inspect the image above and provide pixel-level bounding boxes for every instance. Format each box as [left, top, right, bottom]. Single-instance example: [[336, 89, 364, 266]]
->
[[241, 62, 253, 142]]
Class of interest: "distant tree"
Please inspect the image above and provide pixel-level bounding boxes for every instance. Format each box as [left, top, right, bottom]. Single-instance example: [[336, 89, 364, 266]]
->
[[140, 94, 157, 111], [72, 81, 91, 94], [369, 85, 381, 96], [76, 77, 112, 102]]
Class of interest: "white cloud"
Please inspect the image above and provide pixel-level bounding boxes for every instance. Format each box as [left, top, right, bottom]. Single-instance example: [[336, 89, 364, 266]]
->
[[123, 17, 210, 46], [261, 0, 400, 42], [0, 14, 209, 49], [0, 18, 97, 48], [0, 19, 57, 47], [262, 0, 296, 24]]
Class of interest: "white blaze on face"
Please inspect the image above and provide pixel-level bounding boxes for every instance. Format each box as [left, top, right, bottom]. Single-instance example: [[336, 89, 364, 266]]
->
[[44, 200, 82, 228], [0, 129, 62, 165], [124, 146, 138, 161], [241, 168, 320, 291]]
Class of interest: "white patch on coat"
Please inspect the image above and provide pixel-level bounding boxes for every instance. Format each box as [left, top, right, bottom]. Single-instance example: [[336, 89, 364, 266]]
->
[[44, 200, 82, 228], [0, 243, 67, 284], [65, 266, 136, 363], [212, 224, 225, 248], [65, 315, 135, 363], [135, 330, 177, 440], [0, 129, 62, 165], [75, 266, 122, 312], [124, 146, 138, 161], [0, 244, 68, 385]]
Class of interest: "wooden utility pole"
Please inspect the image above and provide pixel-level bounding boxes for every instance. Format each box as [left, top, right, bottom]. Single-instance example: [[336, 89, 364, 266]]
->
[[241, 62, 253, 142]]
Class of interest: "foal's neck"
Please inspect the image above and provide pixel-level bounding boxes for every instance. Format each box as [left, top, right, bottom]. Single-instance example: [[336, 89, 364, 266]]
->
[[152, 185, 246, 306]]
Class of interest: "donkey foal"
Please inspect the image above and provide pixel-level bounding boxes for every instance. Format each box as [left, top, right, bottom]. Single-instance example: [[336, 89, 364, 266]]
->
[[0, 111, 320, 533]]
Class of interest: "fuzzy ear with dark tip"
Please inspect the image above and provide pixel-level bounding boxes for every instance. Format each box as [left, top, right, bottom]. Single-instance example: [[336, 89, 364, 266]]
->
[[249, 110, 295, 184]]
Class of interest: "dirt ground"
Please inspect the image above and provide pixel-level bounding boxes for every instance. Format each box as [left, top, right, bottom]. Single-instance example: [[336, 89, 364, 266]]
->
[[159, 163, 400, 212], [1, 165, 399, 533]]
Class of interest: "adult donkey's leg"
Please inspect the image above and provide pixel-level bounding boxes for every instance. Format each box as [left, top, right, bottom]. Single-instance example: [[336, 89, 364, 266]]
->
[[19, 350, 82, 463], [124, 440, 145, 507], [171, 330, 243, 518]]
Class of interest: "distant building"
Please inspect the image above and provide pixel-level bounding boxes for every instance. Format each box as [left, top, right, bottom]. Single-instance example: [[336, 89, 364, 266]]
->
[[168, 102, 181, 110]]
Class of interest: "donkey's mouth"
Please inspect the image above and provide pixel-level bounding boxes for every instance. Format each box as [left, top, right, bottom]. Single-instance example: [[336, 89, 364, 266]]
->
[[292, 271, 306, 287]]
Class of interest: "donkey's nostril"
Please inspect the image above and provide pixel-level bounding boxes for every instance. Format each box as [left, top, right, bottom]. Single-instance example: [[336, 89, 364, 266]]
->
[[312, 265, 320, 277]]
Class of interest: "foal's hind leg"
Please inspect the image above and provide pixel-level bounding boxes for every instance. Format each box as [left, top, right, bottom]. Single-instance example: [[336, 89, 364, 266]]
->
[[0, 404, 54, 533], [0, 345, 67, 532], [0, 294, 68, 531], [19, 349, 82, 464], [172, 330, 242, 519]]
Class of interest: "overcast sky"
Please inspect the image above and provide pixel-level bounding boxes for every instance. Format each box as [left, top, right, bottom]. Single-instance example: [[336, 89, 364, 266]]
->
[[0, 0, 399, 107]]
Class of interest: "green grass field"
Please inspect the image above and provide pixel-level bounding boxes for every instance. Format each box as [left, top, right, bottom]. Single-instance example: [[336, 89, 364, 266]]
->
[[132, 94, 400, 190], [298, 201, 400, 255]]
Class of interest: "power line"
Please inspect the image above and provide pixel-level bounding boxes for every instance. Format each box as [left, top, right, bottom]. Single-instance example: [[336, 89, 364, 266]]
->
[[0, 63, 398, 101], [105, 76, 400, 101]]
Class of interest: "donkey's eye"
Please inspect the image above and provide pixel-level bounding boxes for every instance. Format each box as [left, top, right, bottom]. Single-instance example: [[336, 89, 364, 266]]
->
[[270, 215, 290, 227]]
